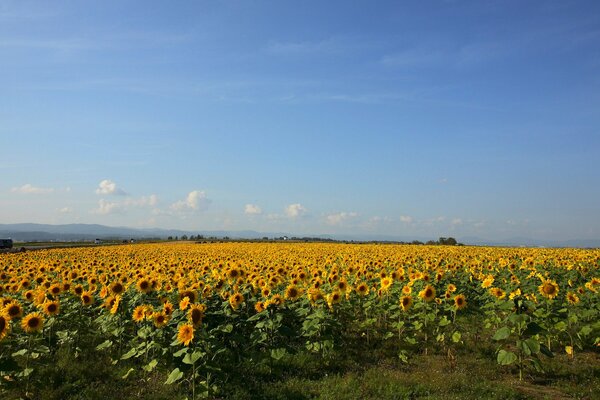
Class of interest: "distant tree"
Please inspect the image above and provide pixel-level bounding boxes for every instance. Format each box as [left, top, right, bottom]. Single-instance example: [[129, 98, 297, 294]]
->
[[167, 236, 173, 241], [175, 236, 179, 241], [181, 235, 188, 241], [438, 237, 457, 245]]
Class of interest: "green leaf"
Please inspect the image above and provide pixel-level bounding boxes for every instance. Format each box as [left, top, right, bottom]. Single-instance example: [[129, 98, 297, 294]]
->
[[438, 316, 451, 327], [493, 327, 511, 341], [183, 350, 204, 365], [11, 349, 28, 358], [143, 359, 158, 372], [517, 340, 531, 356], [497, 350, 517, 365], [121, 368, 135, 379], [524, 338, 540, 355], [452, 331, 462, 343], [121, 348, 137, 360], [173, 348, 187, 357], [579, 325, 593, 337], [165, 368, 184, 384], [95, 340, 113, 350], [270, 348, 286, 361]]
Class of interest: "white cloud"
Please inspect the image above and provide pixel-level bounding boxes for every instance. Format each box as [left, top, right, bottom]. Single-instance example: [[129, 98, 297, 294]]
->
[[58, 207, 72, 214], [10, 183, 54, 194], [92, 199, 121, 215], [95, 179, 126, 195], [285, 203, 307, 218], [326, 211, 358, 225], [451, 218, 463, 226], [244, 204, 262, 215], [170, 190, 210, 212], [400, 215, 414, 224]]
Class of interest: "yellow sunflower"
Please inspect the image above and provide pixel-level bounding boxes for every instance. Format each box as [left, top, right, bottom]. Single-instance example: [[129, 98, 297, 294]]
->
[[0, 313, 9, 341], [355, 282, 369, 297], [42, 300, 60, 317], [400, 295, 413, 311], [5, 301, 23, 320], [132, 305, 146, 323], [152, 311, 169, 328], [419, 285, 436, 302], [177, 323, 194, 346], [229, 292, 245, 310], [538, 280, 559, 300], [566, 292, 580, 305], [454, 294, 467, 310], [21, 312, 44, 334], [188, 304, 206, 327], [284, 285, 302, 301]]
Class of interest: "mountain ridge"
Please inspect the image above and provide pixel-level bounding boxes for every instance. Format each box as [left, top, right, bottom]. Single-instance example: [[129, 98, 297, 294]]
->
[[0, 223, 598, 248]]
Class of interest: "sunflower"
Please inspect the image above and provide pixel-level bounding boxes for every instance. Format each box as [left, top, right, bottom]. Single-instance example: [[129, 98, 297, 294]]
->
[[48, 283, 62, 296], [178, 289, 198, 304], [327, 291, 342, 308], [153, 311, 169, 328], [355, 282, 369, 296], [177, 324, 194, 346], [42, 300, 60, 317], [402, 285, 412, 295], [0, 313, 9, 341], [446, 284, 457, 293], [136, 278, 152, 294], [489, 287, 506, 300], [336, 280, 348, 293], [5, 301, 23, 320], [400, 295, 413, 311], [380, 277, 393, 291], [454, 294, 467, 310], [419, 285, 436, 302], [110, 296, 121, 314], [481, 276, 494, 289], [188, 304, 206, 327], [132, 305, 146, 323], [285, 285, 302, 301], [21, 312, 44, 334], [110, 281, 125, 296], [81, 291, 94, 306], [307, 288, 324, 303], [254, 301, 266, 313], [163, 301, 174, 316], [229, 292, 244, 310], [539, 280, 559, 299], [566, 292, 580, 305], [179, 297, 190, 311]]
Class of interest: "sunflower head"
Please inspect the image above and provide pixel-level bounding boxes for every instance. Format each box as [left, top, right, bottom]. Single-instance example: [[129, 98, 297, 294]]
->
[[177, 324, 194, 346], [153, 312, 169, 328], [229, 292, 244, 310], [285, 285, 302, 301], [454, 294, 467, 310], [43, 300, 60, 317], [21, 312, 44, 334], [0, 313, 10, 341], [5, 301, 23, 320], [419, 285, 436, 302], [400, 295, 413, 311], [539, 280, 559, 299]]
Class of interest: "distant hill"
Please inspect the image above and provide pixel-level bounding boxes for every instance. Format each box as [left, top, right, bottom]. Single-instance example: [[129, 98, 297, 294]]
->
[[0, 223, 598, 248]]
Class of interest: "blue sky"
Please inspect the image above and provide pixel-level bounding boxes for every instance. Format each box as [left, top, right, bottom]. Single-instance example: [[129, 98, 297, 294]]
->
[[1, 0, 599, 241]]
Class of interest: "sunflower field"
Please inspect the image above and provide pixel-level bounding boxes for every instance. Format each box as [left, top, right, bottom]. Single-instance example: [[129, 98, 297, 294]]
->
[[0, 242, 599, 399]]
